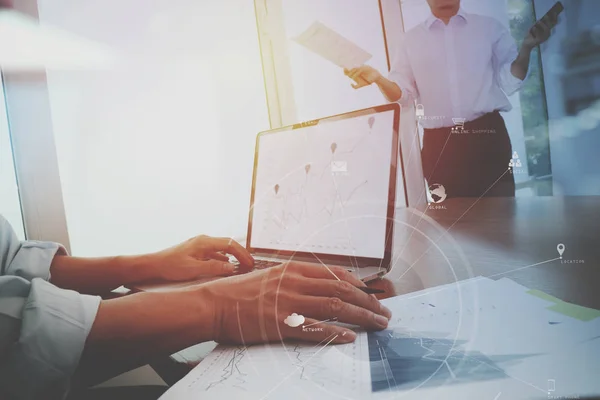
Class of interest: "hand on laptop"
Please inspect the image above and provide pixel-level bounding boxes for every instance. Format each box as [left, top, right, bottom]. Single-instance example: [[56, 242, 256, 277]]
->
[[150, 235, 254, 282], [200, 262, 392, 345]]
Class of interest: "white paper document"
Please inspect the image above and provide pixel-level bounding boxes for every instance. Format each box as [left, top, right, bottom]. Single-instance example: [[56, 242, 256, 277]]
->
[[292, 21, 372, 69], [160, 334, 372, 400], [161, 277, 600, 400]]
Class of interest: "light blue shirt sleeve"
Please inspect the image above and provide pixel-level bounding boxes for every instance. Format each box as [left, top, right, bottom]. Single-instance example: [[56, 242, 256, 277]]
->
[[491, 18, 527, 96], [0, 215, 101, 400], [388, 35, 419, 106]]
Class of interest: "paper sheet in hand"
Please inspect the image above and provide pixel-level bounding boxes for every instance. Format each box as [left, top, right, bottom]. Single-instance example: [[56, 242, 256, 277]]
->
[[292, 21, 372, 69]]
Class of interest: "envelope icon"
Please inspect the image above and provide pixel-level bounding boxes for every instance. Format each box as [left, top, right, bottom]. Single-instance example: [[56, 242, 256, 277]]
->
[[331, 161, 347, 172]]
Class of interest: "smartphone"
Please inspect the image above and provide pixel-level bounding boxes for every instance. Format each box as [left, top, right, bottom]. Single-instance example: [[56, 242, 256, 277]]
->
[[539, 1, 564, 27]]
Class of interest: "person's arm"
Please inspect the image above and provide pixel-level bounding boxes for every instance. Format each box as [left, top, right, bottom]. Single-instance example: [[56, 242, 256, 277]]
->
[[376, 75, 404, 103], [512, 16, 556, 80], [81, 262, 392, 367], [344, 36, 417, 104], [494, 16, 556, 95], [344, 67, 403, 102], [0, 215, 102, 400], [510, 43, 534, 82], [0, 212, 252, 296], [0, 276, 101, 400], [78, 263, 394, 387], [50, 235, 255, 295], [49, 253, 159, 295]]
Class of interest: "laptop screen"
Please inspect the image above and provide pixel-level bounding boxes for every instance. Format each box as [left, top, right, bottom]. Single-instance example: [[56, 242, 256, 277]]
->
[[248, 105, 401, 262]]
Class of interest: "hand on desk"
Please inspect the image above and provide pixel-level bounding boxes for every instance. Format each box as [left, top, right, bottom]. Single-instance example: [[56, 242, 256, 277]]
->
[[202, 262, 392, 345]]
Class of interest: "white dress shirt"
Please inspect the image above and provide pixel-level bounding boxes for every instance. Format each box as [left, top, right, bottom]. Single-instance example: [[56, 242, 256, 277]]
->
[[389, 8, 526, 129], [0, 215, 101, 400]]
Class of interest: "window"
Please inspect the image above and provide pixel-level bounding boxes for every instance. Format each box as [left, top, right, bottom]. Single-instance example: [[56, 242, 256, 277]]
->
[[36, 0, 269, 256], [0, 73, 25, 240], [508, 0, 552, 195], [278, 0, 390, 123], [534, 0, 600, 195]]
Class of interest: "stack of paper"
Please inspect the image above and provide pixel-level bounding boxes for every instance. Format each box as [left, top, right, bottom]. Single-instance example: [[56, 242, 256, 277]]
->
[[372, 277, 600, 399], [160, 277, 600, 399]]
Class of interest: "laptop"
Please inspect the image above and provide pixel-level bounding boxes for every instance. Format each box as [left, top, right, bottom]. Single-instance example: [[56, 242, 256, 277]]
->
[[238, 103, 407, 282]]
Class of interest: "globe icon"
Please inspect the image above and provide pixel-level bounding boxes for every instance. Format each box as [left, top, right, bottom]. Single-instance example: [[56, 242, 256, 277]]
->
[[428, 183, 447, 204]]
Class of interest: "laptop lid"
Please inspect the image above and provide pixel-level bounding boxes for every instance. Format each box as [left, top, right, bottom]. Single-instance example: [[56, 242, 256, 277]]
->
[[246, 103, 406, 272]]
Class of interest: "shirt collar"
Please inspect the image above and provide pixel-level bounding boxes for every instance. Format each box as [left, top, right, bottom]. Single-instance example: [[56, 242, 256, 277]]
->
[[424, 8, 468, 29]]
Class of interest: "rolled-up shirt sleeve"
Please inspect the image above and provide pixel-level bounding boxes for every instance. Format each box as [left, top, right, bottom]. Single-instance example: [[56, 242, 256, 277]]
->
[[388, 35, 419, 105], [492, 20, 527, 96], [0, 216, 101, 400]]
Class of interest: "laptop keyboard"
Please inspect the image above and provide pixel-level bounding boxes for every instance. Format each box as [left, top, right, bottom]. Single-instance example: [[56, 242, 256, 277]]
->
[[233, 260, 282, 270]]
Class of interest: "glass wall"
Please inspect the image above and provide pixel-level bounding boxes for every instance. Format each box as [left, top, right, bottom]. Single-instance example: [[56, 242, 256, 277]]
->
[[0, 74, 25, 240], [507, 0, 552, 195], [535, 0, 600, 195], [280, 0, 390, 122]]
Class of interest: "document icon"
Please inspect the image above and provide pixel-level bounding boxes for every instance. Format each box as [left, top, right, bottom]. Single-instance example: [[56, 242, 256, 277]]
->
[[331, 161, 348, 173], [548, 379, 555, 392]]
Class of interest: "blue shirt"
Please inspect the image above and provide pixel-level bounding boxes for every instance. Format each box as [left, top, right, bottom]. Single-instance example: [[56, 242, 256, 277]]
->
[[389, 9, 526, 128], [0, 215, 101, 400]]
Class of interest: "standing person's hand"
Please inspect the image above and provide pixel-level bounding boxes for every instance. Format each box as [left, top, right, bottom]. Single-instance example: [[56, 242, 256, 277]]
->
[[523, 14, 557, 49], [344, 66, 383, 89], [151, 235, 254, 282], [200, 262, 392, 345]]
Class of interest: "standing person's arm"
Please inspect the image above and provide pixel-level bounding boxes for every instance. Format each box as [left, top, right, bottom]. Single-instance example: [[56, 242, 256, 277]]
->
[[513, 16, 557, 79], [493, 15, 557, 95], [344, 67, 403, 102], [344, 37, 418, 104]]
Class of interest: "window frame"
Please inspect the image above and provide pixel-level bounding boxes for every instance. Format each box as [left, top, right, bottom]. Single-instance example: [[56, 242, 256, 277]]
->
[[3, 0, 71, 251], [254, 0, 406, 128]]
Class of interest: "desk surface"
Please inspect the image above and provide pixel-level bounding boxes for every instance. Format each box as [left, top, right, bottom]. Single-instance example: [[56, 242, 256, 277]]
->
[[137, 195, 600, 382], [136, 196, 600, 307], [382, 196, 600, 309], [133, 196, 600, 367]]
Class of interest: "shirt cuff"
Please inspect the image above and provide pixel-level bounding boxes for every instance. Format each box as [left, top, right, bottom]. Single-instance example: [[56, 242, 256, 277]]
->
[[0, 279, 101, 400], [500, 64, 527, 96], [387, 72, 414, 105], [12, 241, 68, 282]]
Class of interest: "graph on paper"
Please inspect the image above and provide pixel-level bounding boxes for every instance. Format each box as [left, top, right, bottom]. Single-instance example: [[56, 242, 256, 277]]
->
[[161, 337, 372, 400], [367, 331, 529, 392], [250, 111, 395, 259]]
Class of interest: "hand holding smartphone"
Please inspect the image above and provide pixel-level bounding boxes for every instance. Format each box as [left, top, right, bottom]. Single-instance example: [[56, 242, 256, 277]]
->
[[541, 1, 564, 26], [526, 1, 563, 46]]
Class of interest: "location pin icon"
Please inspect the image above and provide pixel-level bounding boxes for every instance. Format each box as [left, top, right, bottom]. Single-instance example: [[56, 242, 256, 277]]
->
[[557, 243, 565, 257]]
